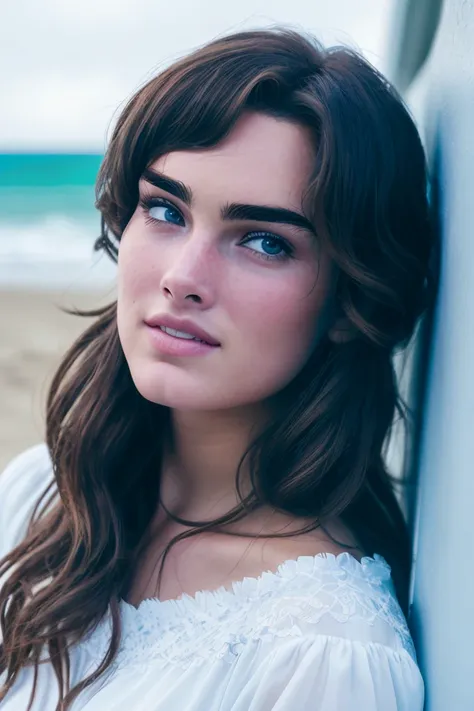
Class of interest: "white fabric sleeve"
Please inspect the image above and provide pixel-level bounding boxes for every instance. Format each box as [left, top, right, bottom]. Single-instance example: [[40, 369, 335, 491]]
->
[[0, 443, 54, 559], [228, 634, 424, 711]]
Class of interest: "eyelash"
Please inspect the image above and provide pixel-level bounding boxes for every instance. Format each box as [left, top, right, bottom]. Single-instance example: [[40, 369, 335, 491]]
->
[[138, 195, 295, 263]]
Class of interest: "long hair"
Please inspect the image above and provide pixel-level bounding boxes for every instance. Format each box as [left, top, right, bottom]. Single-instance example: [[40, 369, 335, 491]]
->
[[0, 28, 435, 710]]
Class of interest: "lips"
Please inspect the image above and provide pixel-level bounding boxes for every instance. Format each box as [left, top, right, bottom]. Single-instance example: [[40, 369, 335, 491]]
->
[[144, 314, 221, 346]]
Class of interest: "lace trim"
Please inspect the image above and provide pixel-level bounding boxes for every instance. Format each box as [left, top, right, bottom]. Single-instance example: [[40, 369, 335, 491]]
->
[[79, 552, 416, 670]]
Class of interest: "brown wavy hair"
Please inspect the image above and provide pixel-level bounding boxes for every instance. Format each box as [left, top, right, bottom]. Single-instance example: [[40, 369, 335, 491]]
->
[[0, 27, 435, 710]]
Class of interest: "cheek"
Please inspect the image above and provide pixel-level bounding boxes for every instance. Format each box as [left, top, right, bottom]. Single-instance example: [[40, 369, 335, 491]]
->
[[118, 232, 151, 298], [228, 266, 331, 371], [116, 229, 158, 348]]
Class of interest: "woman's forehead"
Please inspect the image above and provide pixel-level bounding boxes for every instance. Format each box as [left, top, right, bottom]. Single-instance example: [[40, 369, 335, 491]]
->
[[146, 113, 314, 207]]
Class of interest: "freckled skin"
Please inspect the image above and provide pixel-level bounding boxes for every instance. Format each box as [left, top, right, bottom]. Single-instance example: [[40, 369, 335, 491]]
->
[[117, 112, 335, 413]]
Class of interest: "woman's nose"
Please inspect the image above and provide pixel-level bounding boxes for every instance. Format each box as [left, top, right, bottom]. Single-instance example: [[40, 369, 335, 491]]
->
[[159, 235, 217, 308]]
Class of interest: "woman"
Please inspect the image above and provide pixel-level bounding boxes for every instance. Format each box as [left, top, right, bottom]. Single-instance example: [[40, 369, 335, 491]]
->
[[0, 28, 434, 711]]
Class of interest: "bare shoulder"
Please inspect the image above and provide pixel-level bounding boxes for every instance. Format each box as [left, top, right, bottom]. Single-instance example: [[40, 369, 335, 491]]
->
[[260, 514, 365, 565], [218, 511, 365, 581], [124, 511, 364, 605]]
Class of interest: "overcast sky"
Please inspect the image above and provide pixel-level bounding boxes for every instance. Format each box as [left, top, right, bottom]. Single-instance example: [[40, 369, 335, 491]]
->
[[0, 0, 395, 151]]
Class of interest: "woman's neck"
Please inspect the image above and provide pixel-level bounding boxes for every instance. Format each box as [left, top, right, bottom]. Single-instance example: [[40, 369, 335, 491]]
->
[[159, 404, 270, 522]]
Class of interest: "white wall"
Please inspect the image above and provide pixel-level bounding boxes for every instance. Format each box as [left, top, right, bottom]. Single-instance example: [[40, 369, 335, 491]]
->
[[389, 2, 474, 709]]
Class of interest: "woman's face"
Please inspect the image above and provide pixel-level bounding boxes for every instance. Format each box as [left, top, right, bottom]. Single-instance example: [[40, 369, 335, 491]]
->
[[117, 112, 335, 412]]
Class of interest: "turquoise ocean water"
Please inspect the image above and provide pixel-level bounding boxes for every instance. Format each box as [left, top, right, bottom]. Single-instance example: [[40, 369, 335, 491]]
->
[[0, 154, 117, 289]]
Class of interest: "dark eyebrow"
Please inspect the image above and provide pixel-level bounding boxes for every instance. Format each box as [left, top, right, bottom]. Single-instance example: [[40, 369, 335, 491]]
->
[[221, 203, 315, 235], [141, 168, 193, 205], [141, 167, 315, 236]]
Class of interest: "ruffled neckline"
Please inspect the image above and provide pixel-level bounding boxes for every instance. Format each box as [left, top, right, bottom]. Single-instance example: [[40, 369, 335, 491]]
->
[[78, 552, 408, 668], [119, 551, 392, 622]]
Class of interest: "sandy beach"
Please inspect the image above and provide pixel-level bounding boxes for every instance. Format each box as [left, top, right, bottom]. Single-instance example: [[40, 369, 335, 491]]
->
[[0, 288, 116, 471]]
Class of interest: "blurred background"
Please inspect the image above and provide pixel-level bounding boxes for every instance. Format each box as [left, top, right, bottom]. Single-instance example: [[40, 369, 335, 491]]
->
[[0, 0, 396, 469]]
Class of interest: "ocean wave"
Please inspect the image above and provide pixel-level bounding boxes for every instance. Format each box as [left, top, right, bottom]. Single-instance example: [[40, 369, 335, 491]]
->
[[0, 215, 116, 288]]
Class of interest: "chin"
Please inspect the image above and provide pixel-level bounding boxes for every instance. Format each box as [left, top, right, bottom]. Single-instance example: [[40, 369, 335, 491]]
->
[[128, 366, 269, 412], [127, 365, 214, 410]]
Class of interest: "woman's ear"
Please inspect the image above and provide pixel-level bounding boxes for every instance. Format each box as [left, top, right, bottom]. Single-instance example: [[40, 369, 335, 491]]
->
[[328, 316, 357, 343]]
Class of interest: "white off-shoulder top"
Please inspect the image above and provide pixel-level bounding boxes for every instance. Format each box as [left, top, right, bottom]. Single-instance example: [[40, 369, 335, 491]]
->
[[0, 444, 424, 710]]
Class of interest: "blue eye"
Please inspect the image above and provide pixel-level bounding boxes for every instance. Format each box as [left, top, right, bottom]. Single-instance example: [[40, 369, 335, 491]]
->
[[138, 196, 294, 263], [240, 232, 294, 262], [139, 197, 185, 226]]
